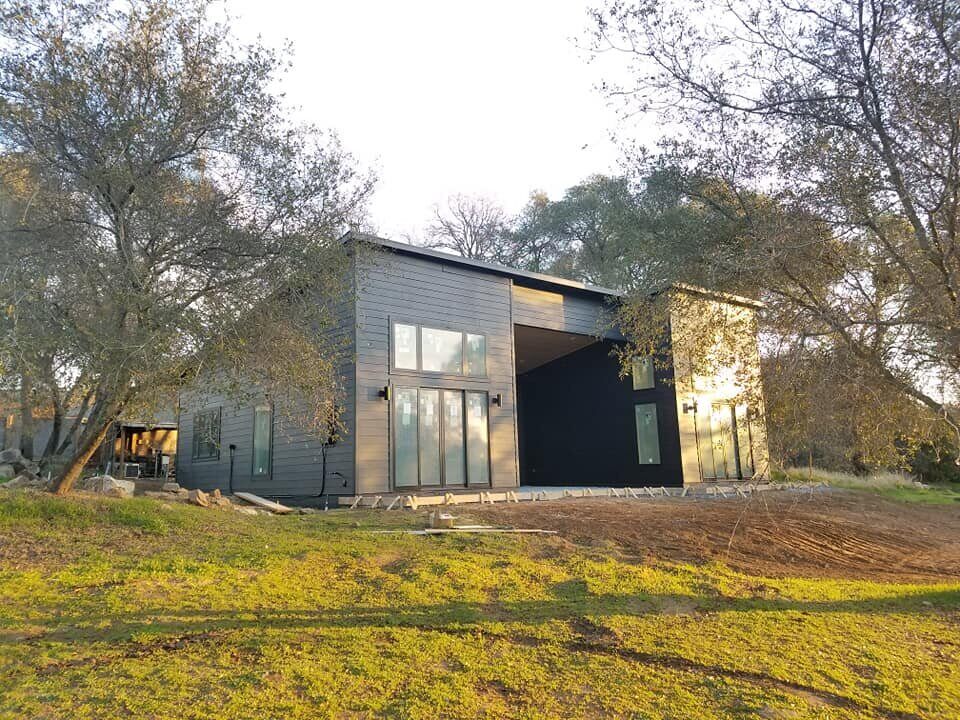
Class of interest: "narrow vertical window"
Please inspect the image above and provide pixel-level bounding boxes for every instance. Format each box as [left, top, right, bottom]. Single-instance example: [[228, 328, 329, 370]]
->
[[192, 408, 221, 460], [465, 333, 486, 376], [632, 357, 655, 390], [635, 403, 660, 464], [393, 323, 418, 369], [252, 404, 272, 476]]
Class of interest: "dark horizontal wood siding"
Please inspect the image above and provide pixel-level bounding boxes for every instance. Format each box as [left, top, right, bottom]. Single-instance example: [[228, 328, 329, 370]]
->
[[354, 246, 518, 493], [175, 288, 357, 498], [517, 340, 683, 487]]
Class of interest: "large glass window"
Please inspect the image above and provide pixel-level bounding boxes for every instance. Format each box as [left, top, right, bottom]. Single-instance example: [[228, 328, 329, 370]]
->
[[421, 327, 463, 373], [393, 323, 418, 370], [391, 322, 486, 376], [252, 404, 272, 476], [466, 334, 487, 376], [466, 391, 490, 485], [394, 388, 419, 487], [635, 403, 661, 464], [632, 357, 655, 390], [192, 408, 221, 460]]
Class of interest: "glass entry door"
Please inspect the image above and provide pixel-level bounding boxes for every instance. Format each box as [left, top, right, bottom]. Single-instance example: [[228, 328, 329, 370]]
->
[[695, 402, 754, 481], [393, 387, 489, 488]]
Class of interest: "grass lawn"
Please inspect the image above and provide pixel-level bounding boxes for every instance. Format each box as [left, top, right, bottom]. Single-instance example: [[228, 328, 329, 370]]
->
[[0, 491, 958, 719]]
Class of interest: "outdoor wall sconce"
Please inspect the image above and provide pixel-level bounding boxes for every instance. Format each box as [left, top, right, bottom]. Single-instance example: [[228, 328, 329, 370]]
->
[[378, 386, 391, 401], [682, 399, 697, 414], [491, 393, 503, 407]]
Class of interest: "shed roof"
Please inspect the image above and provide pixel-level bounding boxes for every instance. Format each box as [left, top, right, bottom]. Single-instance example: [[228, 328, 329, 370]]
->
[[343, 232, 620, 299], [341, 231, 763, 310]]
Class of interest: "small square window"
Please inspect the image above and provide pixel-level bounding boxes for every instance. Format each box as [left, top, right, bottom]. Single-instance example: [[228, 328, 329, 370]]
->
[[632, 357, 655, 390]]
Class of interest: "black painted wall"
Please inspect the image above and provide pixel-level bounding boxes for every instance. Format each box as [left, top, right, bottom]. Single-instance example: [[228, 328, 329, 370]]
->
[[516, 341, 683, 487]]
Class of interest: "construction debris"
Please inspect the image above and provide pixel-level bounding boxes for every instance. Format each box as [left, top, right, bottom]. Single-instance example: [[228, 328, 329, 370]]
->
[[428, 510, 457, 529], [340, 482, 814, 510], [233, 491, 293, 514]]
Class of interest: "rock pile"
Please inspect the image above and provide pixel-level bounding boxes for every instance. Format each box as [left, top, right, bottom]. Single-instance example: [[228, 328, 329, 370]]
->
[[0, 448, 45, 489], [144, 483, 261, 513]]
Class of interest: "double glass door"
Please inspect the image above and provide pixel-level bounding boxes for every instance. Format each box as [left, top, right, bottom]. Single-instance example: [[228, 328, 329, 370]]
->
[[394, 387, 490, 488], [696, 402, 754, 480]]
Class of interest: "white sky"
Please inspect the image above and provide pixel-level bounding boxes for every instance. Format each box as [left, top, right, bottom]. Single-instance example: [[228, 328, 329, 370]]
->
[[229, 0, 653, 239]]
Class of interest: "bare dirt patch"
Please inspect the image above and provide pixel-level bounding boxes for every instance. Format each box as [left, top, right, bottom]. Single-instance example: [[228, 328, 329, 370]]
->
[[465, 489, 960, 581]]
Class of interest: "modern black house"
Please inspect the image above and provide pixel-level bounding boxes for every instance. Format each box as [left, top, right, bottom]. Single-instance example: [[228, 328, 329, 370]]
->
[[176, 233, 769, 499]]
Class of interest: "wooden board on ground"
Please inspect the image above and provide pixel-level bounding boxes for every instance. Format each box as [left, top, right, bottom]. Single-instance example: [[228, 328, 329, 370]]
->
[[234, 492, 293, 514]]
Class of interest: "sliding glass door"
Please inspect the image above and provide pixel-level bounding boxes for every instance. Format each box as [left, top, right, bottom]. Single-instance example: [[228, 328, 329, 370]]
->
[[393, 386, 489, 489], [442, 390, 467, 487], [465, 391, 490, 486], [394, 388, 419, 488]]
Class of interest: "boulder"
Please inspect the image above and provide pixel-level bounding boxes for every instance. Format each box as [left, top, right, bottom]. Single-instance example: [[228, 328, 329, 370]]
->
[[161, 482, 181, 493], [2, 473, 48, 491], [0, 448, 40, 477], [187, 488, 210, 507], [76, 474, 135, 499], [0, 464, 14, 479], [234, 506, 259, 516], [211, 488, 222, 499], [211, 495, 232, 507], [297, 507, 318, 515]]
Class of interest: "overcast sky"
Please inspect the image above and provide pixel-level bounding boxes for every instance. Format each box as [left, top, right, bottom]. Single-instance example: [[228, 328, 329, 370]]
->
[[230, 0, 650, 239]]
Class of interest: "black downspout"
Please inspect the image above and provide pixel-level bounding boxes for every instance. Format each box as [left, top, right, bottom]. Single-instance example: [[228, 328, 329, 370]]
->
[[228, 444, 236, 494]]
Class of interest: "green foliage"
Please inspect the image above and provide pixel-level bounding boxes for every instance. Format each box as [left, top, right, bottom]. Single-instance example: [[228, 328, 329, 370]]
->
[[0, 0, 373, 487], [909, 441, 960, 485], [0, 491, 957, 719]]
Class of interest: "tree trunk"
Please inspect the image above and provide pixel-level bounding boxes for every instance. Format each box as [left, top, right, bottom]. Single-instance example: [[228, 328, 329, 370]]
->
[[56, 389, 93, 456], [18, 372, 35, 460], [41, 394, 63, 460], [52, 417, 116, 495]]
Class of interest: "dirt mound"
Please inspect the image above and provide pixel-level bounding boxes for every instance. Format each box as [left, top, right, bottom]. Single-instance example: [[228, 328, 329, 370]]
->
[[466, 489, 960, 581]]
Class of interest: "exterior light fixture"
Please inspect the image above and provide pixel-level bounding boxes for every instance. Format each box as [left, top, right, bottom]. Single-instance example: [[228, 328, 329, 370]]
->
[[682, 399, 697, 414], [491, 393, 503, 407], [378, 386, 391, 401]]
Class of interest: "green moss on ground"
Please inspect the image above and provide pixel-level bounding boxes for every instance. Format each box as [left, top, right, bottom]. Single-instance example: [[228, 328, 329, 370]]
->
[[0, 491, 957, 719]]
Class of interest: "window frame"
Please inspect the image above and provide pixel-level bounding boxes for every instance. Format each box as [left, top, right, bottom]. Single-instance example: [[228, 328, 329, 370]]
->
[[389, 319, 488, 379], [251, 403, 274, 479], [191, 407, 222, 462]]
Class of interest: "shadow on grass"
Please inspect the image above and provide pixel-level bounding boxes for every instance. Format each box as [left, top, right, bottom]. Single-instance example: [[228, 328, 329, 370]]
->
[[12, 585, 960, 648]]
